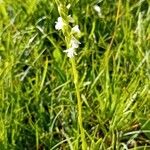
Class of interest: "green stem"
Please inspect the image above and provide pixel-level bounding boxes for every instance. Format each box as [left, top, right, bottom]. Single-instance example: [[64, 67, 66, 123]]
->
[[70, 58, 87, 150]]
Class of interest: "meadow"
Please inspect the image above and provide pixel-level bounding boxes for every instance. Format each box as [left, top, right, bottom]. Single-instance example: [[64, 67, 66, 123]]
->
[[0, 0, 150, 149]]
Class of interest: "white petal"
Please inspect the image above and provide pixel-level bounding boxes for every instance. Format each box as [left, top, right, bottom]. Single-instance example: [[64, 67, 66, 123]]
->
[[55, 17, 64, 30], [64, 47, 77, 58], [93, 5, 101, 13], [71, 25, 80, 34], [71, 37, 81, 48], [67, 4, 71, 9], [58, 17, 62, 22]]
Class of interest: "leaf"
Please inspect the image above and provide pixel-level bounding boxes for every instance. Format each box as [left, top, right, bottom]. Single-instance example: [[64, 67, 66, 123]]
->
[[140, 118, 150, 139], [53, 48, 62, 62]]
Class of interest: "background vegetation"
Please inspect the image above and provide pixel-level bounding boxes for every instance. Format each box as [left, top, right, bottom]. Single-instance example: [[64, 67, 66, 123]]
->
[[0, 0, 150, 149]]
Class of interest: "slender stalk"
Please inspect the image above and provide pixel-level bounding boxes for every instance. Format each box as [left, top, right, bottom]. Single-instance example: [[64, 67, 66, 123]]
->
[[70, 58, 87, 150]]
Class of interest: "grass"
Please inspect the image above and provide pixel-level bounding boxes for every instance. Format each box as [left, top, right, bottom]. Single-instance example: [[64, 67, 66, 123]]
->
[[0, 0, 150, 149]]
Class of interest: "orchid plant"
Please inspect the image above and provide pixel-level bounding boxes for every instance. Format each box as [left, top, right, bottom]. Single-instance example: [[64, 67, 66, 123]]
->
[[54, 1, 87, 149]]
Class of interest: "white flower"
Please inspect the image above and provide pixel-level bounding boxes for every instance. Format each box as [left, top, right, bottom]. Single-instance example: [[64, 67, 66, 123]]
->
[[71, 25, 80, 34], [93, 5, 101, 13], [64, 47, 77, 58], [55, 17, 64, 30], [70, 36, 81, 48], [93, 5, 102, 17], [63, 37, 80, 58]]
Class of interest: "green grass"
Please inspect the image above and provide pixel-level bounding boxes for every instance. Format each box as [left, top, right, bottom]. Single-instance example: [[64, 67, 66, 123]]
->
[[0, 0, 150, 149]]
